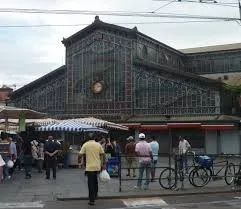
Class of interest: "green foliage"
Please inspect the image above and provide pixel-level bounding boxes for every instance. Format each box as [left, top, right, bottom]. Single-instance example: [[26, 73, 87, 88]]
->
[[224, 84, 241, 95]]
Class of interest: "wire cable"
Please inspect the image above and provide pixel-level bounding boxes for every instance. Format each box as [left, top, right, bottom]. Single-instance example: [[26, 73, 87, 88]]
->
[[152, 0, 176, 13], [0, 8, 239, 21], [0, 19, 233, 28], [153, 0, 239, 7]]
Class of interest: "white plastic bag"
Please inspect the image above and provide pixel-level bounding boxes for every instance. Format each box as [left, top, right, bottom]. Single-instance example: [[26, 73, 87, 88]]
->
[[0, 155, 5, 167], [99, 170, 110, 182]]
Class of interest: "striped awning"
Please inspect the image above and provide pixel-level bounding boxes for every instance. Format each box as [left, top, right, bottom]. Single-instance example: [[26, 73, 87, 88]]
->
[[36, 120, 108, 133], [73, 117, 128, 130]]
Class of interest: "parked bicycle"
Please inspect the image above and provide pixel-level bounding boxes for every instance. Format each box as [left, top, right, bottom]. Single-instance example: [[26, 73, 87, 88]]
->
[[159, 151, 197, 190], [189, 153, 235, 187]]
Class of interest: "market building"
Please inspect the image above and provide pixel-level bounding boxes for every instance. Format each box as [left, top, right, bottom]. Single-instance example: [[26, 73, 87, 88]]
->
[[10, 16, 241, 154]]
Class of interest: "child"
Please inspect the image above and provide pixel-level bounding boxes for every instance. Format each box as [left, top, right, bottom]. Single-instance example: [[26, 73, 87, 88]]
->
[[0, 154, 5, 183]]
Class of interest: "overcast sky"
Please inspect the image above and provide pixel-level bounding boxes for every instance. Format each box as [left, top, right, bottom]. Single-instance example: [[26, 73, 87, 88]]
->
[[0, 0, 240, 88]]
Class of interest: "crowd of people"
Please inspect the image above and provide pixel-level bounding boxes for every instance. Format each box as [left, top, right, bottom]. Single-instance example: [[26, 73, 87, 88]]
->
[[0, 131, 191, 207], [0, 134, 69, 182], [79, 132, 191, 206]]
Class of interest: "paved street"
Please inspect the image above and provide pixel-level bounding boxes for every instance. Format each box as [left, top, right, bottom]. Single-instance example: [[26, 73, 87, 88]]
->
[[0, 156, 240, 208], [1, 193, 241, 209]]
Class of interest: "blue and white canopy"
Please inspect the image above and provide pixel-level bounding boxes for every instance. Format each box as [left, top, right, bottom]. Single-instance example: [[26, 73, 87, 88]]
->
[[36, 120, 108, 133]]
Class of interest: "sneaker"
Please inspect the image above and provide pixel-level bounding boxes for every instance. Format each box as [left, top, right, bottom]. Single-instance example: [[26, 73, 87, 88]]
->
[[7, 176, 11, 180], [88, 202, 95, 206], [134, 186, 141, 190]]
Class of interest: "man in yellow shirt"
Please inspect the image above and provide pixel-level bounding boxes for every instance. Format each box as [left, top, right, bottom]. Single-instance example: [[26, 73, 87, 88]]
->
[[79, 133, 105, 206]]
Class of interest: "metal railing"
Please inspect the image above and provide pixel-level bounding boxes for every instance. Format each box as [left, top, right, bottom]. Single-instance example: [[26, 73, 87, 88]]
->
[[114, 152, 241, 192]]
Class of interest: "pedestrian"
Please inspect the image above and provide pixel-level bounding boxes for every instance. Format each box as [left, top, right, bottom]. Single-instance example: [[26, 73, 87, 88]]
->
[[135, 133, 153, 190], [62, 141, 70, 168], [79, 132, 105, 206], [149, 136, 159, 182], [178, 136, 191, 174], [22, 138, 33, 179], [31, 139, 39, 167], [111, 139, 121, 158], [44, 136, 59, 180], [37, 143, 44, 173], [124, 136, 137, 177], [0, 135, 11, 180], [16, 136, 24, 171], [105, 137, 114, 160], [0, 154, 5, 183], [9, 137, 17, 175]]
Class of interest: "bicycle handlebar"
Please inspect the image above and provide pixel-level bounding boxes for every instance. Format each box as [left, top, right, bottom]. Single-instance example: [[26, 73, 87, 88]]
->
[[187, 151, 196, 156]]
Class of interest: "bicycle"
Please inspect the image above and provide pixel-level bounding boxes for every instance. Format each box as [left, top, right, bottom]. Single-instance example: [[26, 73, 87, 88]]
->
[[189, 154, 235, 187], [159, 151, 198, 190]]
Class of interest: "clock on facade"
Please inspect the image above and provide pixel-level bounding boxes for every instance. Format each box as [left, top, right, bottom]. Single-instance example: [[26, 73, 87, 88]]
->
[[92, 81, 104, 94]]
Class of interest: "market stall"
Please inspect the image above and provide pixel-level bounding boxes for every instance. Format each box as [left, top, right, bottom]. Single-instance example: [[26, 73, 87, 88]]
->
[[36, 120, 108, 167]]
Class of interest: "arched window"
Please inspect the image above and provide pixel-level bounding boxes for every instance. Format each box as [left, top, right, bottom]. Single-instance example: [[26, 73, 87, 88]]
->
[[142, 45, 148, 59]]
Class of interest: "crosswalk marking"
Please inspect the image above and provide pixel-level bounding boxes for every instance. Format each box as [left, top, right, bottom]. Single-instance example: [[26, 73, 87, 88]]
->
[[0, 201, 44, 208], [122, 197, 169, 208]]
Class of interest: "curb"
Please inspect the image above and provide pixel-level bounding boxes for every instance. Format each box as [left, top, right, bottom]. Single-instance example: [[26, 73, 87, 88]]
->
[[57, 188, 241, 201]]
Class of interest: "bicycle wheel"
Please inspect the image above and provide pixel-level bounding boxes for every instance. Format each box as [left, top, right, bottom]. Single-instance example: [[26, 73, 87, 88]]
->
[[159, 167, 176, 189], [190, 167, 210, 187], [188, 168, 196, 186], [224, 163, 235, 185]]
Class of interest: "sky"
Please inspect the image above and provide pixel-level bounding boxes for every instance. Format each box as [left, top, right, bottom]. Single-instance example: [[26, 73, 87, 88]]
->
[[0, 0, 241, 88]]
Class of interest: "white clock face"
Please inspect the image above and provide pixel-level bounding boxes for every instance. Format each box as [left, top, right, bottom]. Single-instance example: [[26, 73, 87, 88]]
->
[[93, 82, 103, 93]]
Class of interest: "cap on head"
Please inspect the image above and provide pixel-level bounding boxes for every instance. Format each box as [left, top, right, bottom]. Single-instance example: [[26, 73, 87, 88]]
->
[[139, 133, 145, 139], [126, 136, 134, 141]]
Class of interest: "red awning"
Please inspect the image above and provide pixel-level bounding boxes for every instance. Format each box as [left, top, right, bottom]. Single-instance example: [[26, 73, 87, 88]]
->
[[140, 125, 168, 131], [120, 123, 141, 129], [200, 124, 235, 130], [167, 123, 201, 128]]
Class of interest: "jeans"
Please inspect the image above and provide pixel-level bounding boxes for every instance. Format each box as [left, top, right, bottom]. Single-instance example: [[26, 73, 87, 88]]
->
[[0, 166, 3, 182], [151, 160, 158, 180], [37, 159, 44, 172], [180, 154, 188, 173], [24, 155, 32, 177], [63, 154, 68, 168], [137, 162, 151, 189], [86, 171, 98, 203], [45, 157, 57, 179], [2, 156, 10, 179]]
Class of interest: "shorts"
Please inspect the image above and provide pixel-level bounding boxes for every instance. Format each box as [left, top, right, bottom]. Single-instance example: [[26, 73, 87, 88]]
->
[[126, 157, 137, 169], [151, 160, 158, 168]]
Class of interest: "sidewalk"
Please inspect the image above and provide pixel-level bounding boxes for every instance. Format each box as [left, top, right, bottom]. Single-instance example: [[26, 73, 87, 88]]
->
[[0, 168, 240, 202]]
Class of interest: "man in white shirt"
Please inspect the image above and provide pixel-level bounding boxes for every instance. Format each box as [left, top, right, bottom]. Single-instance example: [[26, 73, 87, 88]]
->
[[149, 136, 159, 182], [178, 136, 191, 174]]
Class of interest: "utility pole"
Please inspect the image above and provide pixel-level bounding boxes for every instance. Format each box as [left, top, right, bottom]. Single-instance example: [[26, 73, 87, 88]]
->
[[239, 0, 241, 22]]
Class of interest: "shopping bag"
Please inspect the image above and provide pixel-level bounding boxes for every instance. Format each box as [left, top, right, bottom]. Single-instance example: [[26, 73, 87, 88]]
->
[[0, 155, 5, 167], [99, 170, 110, 182]]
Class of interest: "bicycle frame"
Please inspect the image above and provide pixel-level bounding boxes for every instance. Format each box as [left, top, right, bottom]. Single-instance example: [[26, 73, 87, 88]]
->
[[209, 158, 230, 177]]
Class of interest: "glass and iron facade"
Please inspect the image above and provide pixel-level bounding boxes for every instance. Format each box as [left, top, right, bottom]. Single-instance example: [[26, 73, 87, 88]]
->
[[10, 66, 67, 116], [184, 50, 241, 74], [10, 18, 240, 120]]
